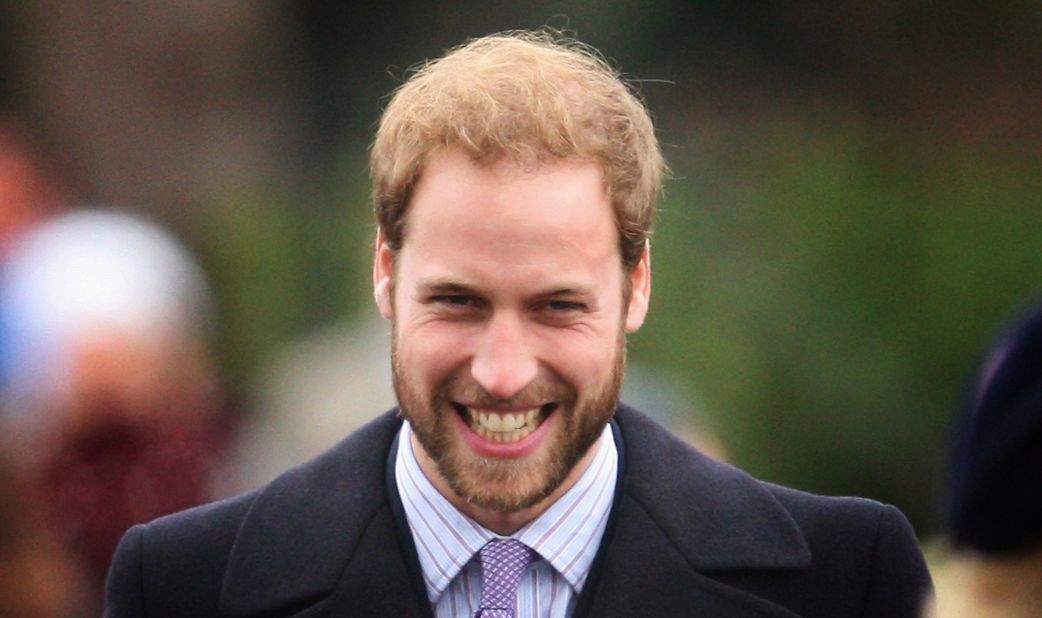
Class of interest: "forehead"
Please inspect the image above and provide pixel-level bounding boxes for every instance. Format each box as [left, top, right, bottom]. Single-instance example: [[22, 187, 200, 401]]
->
[[413, 148, 611, 232], [396, 148, 621, 287]]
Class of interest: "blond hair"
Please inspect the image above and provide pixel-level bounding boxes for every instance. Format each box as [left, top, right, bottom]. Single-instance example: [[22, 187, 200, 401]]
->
[[370, 30, 665, 270]]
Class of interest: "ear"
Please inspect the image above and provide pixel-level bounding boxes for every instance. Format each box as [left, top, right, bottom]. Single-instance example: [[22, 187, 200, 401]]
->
[[624, 241, 651, 333], [373, 228, 395, 319]]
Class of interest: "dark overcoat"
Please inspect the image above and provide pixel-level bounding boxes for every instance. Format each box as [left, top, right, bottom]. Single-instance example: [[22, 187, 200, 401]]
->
[[105, 405, 932, 617]]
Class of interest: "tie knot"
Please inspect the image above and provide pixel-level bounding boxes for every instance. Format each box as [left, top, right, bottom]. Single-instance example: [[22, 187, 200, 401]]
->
[[477, 538, 533, 617]]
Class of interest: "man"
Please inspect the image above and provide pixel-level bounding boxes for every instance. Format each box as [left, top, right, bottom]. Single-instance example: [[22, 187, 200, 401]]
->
[[106, 31, 932, 617]]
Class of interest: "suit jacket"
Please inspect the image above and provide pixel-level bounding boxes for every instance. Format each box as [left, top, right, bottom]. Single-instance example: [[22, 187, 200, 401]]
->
[[105, 405, 932, 617]]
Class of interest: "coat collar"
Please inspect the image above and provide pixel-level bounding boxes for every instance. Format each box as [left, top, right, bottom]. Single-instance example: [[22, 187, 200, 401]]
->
[[612, 404, 810, 571], [218, 406, 811, 617], [575, 406, 810, 618], [218, 410, 427, 617]]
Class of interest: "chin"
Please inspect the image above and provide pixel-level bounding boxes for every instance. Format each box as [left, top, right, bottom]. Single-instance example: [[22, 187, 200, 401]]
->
[[409, 392, 614, 513], [440, 433, 573, 512]]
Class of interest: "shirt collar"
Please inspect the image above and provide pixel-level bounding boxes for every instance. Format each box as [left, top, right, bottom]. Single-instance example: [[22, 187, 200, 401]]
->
[[395, 420, 618, 601]]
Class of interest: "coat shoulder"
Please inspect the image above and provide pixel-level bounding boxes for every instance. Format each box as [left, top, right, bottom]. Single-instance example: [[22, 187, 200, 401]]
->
[[769, 483, 934, 614], [105, 409, 404, 617], [106, 491, 259, 617], [612, 405, 932, 617]]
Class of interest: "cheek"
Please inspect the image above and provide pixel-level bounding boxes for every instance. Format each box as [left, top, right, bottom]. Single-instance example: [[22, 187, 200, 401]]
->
[[539, 330, 620, 388], [397, 322, 474, 380]]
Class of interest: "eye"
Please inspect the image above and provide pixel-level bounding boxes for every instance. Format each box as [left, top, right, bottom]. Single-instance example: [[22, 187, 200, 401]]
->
[[535, 299, 589, 324], [433, 295, 475, 307], [545, 300, 584, 312]]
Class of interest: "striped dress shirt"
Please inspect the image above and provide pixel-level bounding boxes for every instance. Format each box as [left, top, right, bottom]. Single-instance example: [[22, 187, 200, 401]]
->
[[395, 420, 618, 618]]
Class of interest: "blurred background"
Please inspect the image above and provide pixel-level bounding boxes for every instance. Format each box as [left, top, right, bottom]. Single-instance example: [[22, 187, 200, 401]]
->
[[0, 1, 1039, 613]]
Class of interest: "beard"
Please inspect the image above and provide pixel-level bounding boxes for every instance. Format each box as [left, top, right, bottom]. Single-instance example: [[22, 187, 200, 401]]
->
[[391, 323, 625, 513]]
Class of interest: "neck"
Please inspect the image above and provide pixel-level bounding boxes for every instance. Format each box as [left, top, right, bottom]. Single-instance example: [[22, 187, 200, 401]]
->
[[410, 432, 598, 535]]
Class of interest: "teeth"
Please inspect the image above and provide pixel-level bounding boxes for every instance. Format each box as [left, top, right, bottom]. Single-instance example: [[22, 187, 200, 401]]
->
[[465, 407, 546, 443]]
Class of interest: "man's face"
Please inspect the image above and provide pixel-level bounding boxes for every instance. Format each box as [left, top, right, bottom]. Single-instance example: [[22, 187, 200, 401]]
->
[[374, 148, 649, 513]]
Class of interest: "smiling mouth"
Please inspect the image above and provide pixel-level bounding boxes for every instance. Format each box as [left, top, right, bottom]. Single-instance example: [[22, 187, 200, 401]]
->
[[452, 403, 556, 443]]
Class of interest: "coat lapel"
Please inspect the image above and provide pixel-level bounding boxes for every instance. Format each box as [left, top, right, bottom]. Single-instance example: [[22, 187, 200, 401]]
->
[[218, 411, 428, 617], [586, 495, 801, 617], [579, 406, 811, 617]]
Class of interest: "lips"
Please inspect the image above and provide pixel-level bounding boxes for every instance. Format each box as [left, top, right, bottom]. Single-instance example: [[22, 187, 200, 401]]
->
[[452, 403, 556, 443]]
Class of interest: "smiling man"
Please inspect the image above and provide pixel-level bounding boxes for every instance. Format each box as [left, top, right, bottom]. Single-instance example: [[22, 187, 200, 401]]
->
[[377, 150, 639, 535], [106, 31, 932, 617]]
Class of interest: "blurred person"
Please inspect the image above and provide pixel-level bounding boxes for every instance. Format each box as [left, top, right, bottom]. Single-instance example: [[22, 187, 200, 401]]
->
[[0, 209, 226, 611], [0, 449, 87, 617], [107, 30, 930, 617], [929, 302, 1042, 617]]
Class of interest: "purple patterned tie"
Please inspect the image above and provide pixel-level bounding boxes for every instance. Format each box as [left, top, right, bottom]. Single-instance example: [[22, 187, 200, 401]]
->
[[476, 538, 534, 618]]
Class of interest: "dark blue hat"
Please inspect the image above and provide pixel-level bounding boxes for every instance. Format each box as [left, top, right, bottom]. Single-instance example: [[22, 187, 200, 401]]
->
[[950, 302, 1042, 554]]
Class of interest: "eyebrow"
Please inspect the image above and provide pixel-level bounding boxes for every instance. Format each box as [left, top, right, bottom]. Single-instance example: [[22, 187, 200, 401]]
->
[[418, 276, 591, 292], [540, 286, 592, 298], [415, 278, 477, 295]]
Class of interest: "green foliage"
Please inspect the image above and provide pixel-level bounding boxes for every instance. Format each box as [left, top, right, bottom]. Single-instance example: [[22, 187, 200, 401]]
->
[[631, 116, 1042, 531], [198, 161, 374, 383]]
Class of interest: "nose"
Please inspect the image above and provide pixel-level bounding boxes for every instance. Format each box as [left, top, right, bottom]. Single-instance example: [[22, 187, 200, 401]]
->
[[470, 313, 538, 400]]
